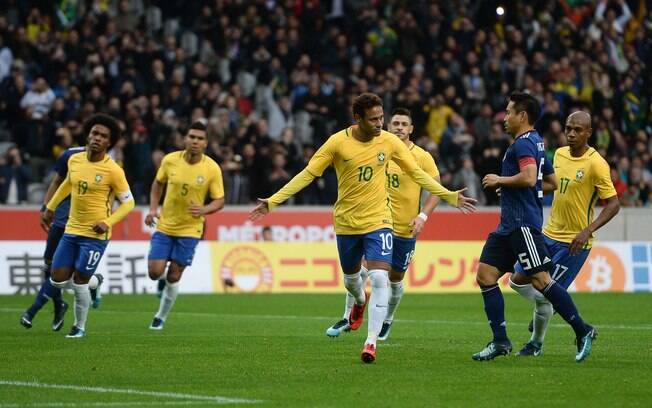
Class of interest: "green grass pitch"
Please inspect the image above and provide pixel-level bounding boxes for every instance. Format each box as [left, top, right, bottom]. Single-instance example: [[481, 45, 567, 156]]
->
[[1, 293, 651, 407]]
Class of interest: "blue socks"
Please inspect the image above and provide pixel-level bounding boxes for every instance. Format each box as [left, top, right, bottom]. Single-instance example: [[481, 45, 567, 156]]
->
[[541, 280, 588, 338], [481, 284, 508, 342], [26, 264, 63, 318]]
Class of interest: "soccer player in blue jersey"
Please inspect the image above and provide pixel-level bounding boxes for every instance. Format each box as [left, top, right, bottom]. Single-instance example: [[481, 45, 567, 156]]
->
[[473, 93, 597, 363]]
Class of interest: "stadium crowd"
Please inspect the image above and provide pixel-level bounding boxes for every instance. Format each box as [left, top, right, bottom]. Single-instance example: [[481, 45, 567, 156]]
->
[[0, 0, 650, 207]]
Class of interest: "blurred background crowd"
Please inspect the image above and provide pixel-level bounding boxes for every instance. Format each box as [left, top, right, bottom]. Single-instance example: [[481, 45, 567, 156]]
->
[[0, 0, 650, 207]]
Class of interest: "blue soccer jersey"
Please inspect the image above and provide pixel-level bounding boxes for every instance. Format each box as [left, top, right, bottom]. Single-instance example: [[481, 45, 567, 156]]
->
[[496, 130, 553, 235], [52, 147, 85, 228]]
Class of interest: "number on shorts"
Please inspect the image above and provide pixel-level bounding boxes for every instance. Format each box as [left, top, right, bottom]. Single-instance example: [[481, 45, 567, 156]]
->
[[404, 249, 415, 267], [552, 264, 568, 280], [518, 252, 532, 271], [379, 232, 393, 251], [87, 250, 101, 268]]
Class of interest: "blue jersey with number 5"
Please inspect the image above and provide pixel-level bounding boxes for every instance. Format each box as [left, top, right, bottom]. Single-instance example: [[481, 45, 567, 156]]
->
[[496, 130, 553, 235]]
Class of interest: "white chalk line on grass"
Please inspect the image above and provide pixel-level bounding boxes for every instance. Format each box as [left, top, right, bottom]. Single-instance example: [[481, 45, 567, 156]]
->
[[0, 308, 650, 331], [0, 401, 219, 407], [0, 381, 260, 405]]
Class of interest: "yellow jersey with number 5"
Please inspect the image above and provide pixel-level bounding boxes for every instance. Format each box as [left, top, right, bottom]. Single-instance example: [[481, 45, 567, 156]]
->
[[156, 151, 224, 238], [386, 143, 439, 238], [543, 147, 616, 247]]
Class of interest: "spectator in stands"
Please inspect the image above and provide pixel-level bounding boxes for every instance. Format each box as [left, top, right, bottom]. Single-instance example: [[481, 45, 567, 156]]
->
[[0, 146, 30, 204]]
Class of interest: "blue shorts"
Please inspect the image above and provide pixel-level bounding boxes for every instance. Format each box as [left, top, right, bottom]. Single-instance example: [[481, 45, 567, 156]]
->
[[392, 235, 416, 273], [52, 233, 109, 276], [44, 224, 66, 261], [480, 227, 552, 275], [336, 228, 393, 272], [148, 231, 199, 267], [514, 235, 590, 288]]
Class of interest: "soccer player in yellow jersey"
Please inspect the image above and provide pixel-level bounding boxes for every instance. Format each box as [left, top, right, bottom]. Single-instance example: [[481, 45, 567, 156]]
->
[[325, 107, 441, 341], [41, 114, 135, 338], [510, 111, 620, 356], [145, 121, 225, 330], [250, 93, 477, 363]]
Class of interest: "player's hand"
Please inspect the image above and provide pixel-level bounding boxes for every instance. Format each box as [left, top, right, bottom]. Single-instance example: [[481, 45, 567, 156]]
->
[[40, 209, 54, 233], [249, 198, 270, 221], [569, 228, 591, 255], [145, 211, 159, 227], [188, 201, 204, 217], [482, 174, 501, 189], [91, 221, 110, 234], [409, 216, 426, 237], [455, 188, 477, 214]]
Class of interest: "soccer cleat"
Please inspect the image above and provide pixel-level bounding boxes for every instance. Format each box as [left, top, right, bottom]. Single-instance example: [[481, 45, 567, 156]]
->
[[90, 273, 104, 309], [149, 317, 164, 330], [575, 326, 598, 363], [348, 292, 369, 331], [52, 301, 69, 332], [65, 326, 85, 338], [326, 319, 350, 337], [20, 313, 33, 329], [378, 322, 392, 341], [517, 341, 543, 357], [361, 343, 376, 363], [472, 340, 512, 361]]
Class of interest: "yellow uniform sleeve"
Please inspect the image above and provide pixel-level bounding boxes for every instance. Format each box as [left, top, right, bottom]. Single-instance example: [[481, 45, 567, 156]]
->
[[390, 138, 457, 206], [305, 137, 336, 177], [104, 167, 135, 227], [155, 156, 169, 183], [267, 169, 316, 211], [46, 173, 71, 211], [210, 165, 225, 199], [593, 156, 617, 199], [420, 150, 440, 178]]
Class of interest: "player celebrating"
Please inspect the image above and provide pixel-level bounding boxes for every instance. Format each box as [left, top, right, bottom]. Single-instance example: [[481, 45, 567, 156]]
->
[[41, 114, 134, 338], [473, 92, 597, 362], [250, 93, 477, 363], [510, 111, 620, 356], [325, 107, 441, 340], [145, 121, 225, 330]]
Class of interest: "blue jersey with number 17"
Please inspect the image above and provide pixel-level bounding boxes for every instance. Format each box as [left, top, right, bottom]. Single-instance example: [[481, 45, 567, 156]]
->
[[496, 130, 553, 235]]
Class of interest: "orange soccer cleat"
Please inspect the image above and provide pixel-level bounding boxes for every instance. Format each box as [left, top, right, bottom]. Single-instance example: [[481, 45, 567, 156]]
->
[[348, 292, 369, 330], [361, 343, 376, 363]]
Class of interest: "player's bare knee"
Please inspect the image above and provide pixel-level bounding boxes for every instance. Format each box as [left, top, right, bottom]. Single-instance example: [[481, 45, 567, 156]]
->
[[476, 263, 500, 287], [72, 272, 91, 285], [148, 261, 166, 280], [530, 272, 551, 291], [389, 270, 404, 283], [166, 263, 185, 283]]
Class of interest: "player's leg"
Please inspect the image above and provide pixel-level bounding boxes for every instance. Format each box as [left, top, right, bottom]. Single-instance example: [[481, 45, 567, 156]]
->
[[21, 225, 67, 329], [326, 260, 368, 337], [379, 235, 415, 341], [472, 233, 513, 361], [516, 228, 595, 362], [336, 234, 367, 330], [150, 236, 198, 330], [509, 269, 550, 356]]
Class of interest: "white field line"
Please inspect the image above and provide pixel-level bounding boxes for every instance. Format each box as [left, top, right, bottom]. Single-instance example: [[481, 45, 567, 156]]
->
[[0, 401, 222, 407], [0, 308, 650, 331], [0, 381, 260, 405]]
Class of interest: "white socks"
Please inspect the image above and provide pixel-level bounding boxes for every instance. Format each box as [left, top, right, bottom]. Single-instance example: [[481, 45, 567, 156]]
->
[[342, 266, 368, 318], [509, 278, 554, 344], [72, 282, 90, 330], [365, 269, 388, 345], [343, 268, 366, 305], [155, 280, 180, 321], [88, 275, 100, 290], [385, 281, 404, 324]]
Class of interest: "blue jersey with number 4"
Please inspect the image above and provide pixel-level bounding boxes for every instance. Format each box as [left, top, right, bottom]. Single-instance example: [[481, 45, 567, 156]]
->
[[496, 130, 553, 235]]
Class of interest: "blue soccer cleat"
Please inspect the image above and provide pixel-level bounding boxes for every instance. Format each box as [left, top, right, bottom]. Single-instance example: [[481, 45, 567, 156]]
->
[[576, 326, 597, 363], [326, 318, 350, 337], [472, 340, 512, 361], [66, 326, 85, 338], [52, 301, 69, 332], [149, 317, 165, 331], [378, 322, 392, 341], [90, 273, 104, 309], [20, 312, 33, 329], [517, 340, 543, 357]]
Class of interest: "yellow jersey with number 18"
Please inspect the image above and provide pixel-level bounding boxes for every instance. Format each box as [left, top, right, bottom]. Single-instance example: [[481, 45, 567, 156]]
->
[[386, 143, 439, 238], [543, 147, 617, 247], [156, 151, 224, 238]]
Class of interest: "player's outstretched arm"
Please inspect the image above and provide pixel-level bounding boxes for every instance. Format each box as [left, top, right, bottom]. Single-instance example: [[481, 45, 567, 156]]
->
[[249, 198, 270, 221], [260, 168, 316, 212]]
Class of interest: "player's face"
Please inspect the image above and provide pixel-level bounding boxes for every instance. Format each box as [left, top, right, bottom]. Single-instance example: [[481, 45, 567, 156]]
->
[[388, 114, 413, 142], [356, 106, 384, 137], [564, 117, 590, 149], [503, 101, 525, 137], [87, 124, 111, 153], [185, 129, 208, 155]]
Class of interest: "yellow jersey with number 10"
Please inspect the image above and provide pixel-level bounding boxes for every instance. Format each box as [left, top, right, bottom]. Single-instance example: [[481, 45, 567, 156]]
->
[[543, 147, 617, 247]]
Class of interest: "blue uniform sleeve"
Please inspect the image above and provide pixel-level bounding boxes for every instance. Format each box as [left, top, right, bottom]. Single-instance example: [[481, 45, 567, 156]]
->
[[53, 150, 72, 178], [513, 137, 537, 160], [543, 155, 554, 175]]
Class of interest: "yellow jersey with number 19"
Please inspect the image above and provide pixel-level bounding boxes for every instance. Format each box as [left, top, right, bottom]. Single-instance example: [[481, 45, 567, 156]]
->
[[543, 147, 617, 247], [156, 151, 224, 238], [386, 143, 440, 238]]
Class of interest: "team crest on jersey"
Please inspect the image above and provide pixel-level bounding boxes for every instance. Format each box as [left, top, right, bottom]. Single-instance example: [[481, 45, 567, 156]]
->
[[94, 174, 103, 183], [377, 152, 386, 164], [196, 175, 205, 185], [575, 169, 585, 181]]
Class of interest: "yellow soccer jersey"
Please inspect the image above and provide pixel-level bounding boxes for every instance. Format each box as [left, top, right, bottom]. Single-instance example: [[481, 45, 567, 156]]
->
[[156, 151, 224, 238], [543, 147, 617, 247], [302, 127, 450, 235], [47, 152, 132, 240], [387, 143, 439, 238]]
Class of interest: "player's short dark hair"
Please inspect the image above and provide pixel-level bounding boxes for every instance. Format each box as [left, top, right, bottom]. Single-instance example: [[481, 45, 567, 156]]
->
[[83, 113, 122, 149], [352, 93, 383, 118], [391, 107, 412, 122], [509, 92, 541, 125], [188, 121, 207, 133]]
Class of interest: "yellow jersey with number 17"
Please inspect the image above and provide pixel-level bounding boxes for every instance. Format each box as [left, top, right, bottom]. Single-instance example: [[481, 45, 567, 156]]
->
[[386, 143, 440, 238], [156, 151, 224, 238], [543, 147, 617, 247]]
